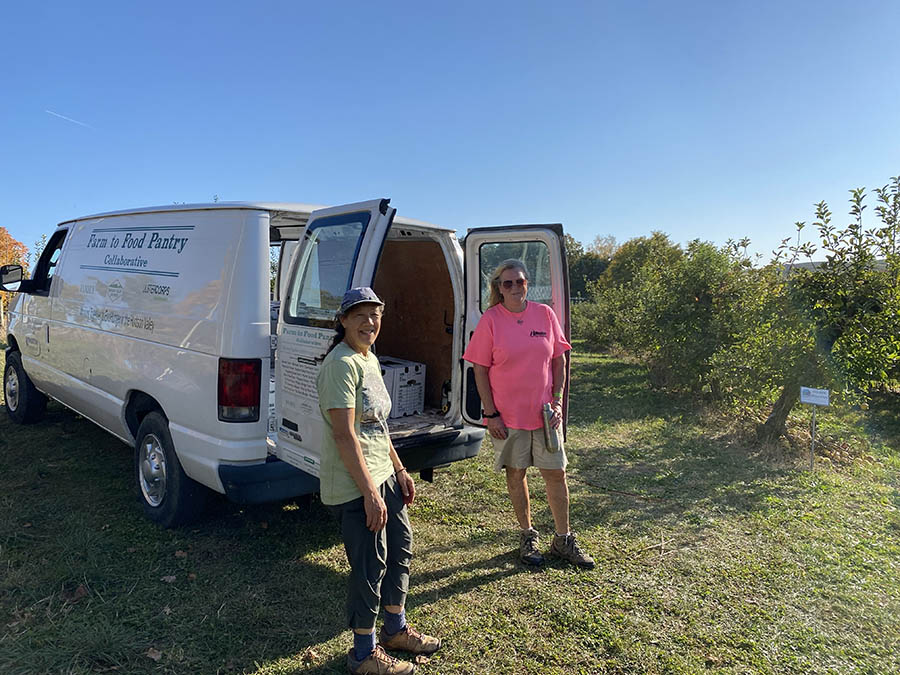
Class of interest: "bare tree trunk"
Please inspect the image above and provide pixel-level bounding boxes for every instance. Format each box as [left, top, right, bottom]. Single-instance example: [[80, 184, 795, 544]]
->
[[757, 381, 801, 444]]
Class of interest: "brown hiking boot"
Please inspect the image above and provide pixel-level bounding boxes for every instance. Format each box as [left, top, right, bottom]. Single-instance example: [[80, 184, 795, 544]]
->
[[379, 624, 441, 655], [519, 527, 545, 566], [549, 532, 595, 569], [347, 645, 415, 675]]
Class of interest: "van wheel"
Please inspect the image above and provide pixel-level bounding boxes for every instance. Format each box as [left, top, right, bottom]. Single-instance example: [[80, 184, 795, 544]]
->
[[135, 412, 207, 528], [4, 351, 47, 424]]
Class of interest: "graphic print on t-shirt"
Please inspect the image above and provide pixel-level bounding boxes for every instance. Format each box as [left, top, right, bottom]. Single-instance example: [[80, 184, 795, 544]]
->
[[359, 365, 392, 439]]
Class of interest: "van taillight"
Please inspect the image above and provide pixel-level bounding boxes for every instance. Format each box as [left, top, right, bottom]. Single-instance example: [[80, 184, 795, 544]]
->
[[218, 358, 261, 422]]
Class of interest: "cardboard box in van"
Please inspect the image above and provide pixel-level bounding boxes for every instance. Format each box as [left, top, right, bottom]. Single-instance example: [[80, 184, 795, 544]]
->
[[1, 198, 571, 527]]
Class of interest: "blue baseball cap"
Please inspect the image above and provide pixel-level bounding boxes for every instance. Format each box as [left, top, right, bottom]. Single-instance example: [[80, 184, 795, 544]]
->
[[339, 287, 384, 314]]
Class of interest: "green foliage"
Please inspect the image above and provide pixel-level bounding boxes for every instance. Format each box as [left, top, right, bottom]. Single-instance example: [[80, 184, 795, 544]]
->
[[584, 239, 761, 393], [597, 231, 682, 289], [31, 233, 48, 274], [270, 244, 279, 296], [572, 176, 900, 435], [565, 233, 613, 299]]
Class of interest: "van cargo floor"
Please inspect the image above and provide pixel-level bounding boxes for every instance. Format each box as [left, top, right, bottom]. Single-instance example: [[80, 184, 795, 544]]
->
[[388, 410, 456, 438]]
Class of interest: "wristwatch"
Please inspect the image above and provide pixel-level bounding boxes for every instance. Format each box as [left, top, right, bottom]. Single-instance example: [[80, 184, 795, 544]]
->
[[483, 411, 501, 418]]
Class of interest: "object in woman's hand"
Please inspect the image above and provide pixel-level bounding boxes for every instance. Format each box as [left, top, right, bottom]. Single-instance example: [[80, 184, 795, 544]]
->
[[541, 403, 561, 452]]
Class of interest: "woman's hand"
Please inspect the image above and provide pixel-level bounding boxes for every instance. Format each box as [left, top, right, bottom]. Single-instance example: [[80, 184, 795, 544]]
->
[[397, 469, 415, 506], [363, 490, 388, 532], [487, 415, 508, 439], [550, 400, 563, 429]]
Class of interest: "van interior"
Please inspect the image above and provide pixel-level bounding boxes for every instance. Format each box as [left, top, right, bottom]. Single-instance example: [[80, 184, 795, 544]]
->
[[372, 229, 457, 436], [268, 224, 461, 443]]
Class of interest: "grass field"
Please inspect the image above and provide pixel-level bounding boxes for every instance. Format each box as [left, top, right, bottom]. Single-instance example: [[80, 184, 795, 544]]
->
[[1, 348, 899, 674]]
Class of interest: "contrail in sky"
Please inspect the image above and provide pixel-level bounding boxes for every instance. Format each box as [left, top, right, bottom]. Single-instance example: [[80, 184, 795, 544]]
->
[[45, 109, 94, 129]]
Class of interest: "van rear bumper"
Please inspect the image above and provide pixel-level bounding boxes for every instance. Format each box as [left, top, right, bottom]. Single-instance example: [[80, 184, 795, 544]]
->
[[218, 425, 484, 504], [218, 456, 319, 504], [392, 425, 485, 473]]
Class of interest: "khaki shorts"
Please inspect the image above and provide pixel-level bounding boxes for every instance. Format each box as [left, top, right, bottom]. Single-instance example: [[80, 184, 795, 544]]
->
[[492, 427, 567, 472]]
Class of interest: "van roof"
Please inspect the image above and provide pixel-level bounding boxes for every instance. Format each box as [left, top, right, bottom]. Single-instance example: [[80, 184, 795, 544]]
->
[[59, 201, 453, 232]]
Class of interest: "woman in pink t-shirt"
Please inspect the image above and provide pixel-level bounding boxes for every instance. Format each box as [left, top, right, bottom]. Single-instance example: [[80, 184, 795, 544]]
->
[[463, 259, 594, 569]]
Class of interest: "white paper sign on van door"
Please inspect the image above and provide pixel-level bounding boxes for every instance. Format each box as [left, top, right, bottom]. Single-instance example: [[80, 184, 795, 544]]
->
[[278, 326, 333, 416]]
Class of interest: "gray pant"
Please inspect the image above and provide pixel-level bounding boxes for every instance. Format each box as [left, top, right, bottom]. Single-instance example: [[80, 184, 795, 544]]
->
[[329, 474, 412, 630]]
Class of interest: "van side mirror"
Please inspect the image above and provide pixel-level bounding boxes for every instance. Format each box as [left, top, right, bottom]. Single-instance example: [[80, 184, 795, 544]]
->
[[0, 264, 24, 292]]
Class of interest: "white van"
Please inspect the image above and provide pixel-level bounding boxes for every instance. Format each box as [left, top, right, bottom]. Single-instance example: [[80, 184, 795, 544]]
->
[[1, 199, 570, 527]]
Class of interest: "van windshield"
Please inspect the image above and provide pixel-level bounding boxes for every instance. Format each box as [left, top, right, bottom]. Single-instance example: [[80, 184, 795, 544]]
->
[[283, 212, 370, 325]]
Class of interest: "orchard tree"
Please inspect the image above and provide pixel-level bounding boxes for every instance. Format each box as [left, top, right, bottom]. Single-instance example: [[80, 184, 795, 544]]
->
[[757, 181, 900, 443], [565, 234, 614, 300], [598, 231, 682, 289]]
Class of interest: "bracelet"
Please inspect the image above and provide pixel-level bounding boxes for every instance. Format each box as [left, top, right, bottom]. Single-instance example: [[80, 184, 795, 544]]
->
[[552, 391, 563, 399], [483, 411, 501, 419], [395, 467, 407, 476]]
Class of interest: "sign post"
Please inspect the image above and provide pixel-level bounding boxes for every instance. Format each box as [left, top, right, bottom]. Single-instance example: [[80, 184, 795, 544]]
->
[[800, 387, 830, 470]]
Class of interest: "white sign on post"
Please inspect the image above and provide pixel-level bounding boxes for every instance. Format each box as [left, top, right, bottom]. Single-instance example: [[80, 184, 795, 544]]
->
[[801, 386, 830, 470], [800, 387, 830, 407]]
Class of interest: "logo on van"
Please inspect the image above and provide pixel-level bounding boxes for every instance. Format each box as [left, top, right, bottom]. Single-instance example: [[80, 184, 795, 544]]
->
[[107, 279, 124, 303]]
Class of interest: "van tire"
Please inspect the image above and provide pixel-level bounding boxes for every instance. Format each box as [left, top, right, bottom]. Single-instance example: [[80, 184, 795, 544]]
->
[[135, 412, 207, 528], [3, 351, 47, 424]]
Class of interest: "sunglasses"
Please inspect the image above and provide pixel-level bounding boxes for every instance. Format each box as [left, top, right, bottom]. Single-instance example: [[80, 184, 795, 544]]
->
[[500, 279, 527, 289]]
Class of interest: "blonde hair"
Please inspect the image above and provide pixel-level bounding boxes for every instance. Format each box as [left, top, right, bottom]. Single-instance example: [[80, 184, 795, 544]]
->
[[488, 259, 529, 308]]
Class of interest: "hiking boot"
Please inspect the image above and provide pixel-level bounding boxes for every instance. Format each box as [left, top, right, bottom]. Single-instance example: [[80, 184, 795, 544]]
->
[[379, 624, 441, 655], [347, 645, 415, 675], [519, 527, 545, 566], [549, 532, 595, 569]]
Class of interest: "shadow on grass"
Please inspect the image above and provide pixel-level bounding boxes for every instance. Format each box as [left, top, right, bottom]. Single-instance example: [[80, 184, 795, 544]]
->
[[0, 403, 355, 673], [565, 354, 803, 541], [867, 391, 900, 453], [0, 402, 532, 674], [568, 355, 690, 427]]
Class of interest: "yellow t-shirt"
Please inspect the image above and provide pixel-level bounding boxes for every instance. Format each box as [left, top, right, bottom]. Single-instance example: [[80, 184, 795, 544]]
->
[[316, 342, 393, 505]]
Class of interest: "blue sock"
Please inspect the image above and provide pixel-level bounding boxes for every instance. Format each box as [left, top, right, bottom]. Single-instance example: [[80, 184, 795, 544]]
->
[[383, 608, 407, 636], [353, 630, 376, 661]]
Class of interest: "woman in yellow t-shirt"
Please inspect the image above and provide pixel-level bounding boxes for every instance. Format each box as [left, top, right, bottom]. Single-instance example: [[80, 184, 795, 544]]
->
[[316, 287, 440, 675]]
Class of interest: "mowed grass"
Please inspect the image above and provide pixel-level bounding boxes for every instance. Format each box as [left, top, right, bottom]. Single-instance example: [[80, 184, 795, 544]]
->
[[1, 347, 899, 674]]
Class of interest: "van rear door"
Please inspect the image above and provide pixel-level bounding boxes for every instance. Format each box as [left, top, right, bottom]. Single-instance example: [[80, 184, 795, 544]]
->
[[460, 224, 571, 432], [273, 199, 395, 476]]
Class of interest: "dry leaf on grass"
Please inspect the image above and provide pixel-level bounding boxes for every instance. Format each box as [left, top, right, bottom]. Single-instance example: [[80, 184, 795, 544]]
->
[[414, 655, 431, 665], [302, 648, 319, 663], [162, 606, 172, 616], [160, 575, 176, 583], [175, 550, 187, 558], [260, 521, 269, 529], [187, 573, 197, 581], [126, 547, 137, 553], [146, 648, 162, 662], [62, 584, 88, 603]]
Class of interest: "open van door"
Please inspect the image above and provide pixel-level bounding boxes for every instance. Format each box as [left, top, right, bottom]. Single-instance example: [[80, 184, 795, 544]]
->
[[461, 224, 570, 434], [273, 199, 395, 475]]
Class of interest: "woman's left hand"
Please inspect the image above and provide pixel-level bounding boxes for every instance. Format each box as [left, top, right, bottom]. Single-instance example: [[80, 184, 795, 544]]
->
[[550, 400, 563, 429], [397, 469, 415, 506]]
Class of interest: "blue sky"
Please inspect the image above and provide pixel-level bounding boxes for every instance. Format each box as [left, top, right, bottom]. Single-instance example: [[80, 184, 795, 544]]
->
[[2, 0, 899, 262]]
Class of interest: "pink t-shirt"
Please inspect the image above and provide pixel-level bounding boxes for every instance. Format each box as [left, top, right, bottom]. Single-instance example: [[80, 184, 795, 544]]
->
[[463, 301, 571, 430]]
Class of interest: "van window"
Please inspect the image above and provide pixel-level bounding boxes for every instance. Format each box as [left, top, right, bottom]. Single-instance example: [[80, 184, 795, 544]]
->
[[32, 229, 68, 294], [478, 241, 552, 311], [283, 212, 371, 325]]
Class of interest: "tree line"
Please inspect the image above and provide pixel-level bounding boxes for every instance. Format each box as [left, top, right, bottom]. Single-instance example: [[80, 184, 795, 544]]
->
[[569, 177, 900, 443]]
